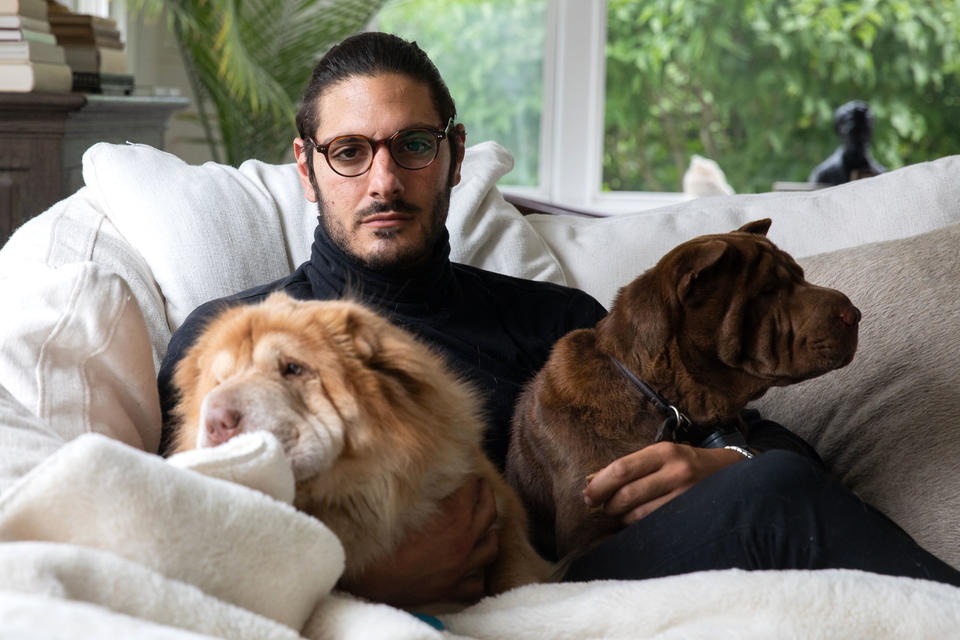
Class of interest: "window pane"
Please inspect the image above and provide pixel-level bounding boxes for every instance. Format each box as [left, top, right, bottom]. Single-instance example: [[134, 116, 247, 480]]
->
[[604, 0, 960, 193], [377, 0, 546, 186]]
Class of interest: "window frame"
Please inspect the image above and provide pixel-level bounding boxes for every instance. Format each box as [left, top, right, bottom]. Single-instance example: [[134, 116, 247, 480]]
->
[[502, 0, 686, 215]]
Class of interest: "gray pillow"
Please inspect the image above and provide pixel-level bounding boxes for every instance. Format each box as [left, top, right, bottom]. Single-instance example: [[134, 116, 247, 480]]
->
[[752, 221, 960, 569]]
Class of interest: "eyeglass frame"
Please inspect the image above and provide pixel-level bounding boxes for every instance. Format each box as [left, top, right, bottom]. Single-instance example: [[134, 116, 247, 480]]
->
[[305, 117, 456, 178]]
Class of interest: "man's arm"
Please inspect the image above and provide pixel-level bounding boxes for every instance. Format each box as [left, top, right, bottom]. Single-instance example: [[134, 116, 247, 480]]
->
[[583, 442, 745, 524], [338, 475, 501, 608], [582, 415, 823, 525]]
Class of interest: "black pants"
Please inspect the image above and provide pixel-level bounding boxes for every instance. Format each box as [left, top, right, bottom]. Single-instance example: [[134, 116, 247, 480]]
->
[[564, 450, 960, 586]]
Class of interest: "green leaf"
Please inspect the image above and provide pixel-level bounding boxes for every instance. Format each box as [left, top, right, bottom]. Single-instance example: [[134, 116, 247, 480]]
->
[[134, 0, 388, 165]]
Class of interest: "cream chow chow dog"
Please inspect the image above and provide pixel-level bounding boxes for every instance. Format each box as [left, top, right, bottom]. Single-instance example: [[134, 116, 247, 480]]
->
[[169, 293, 550, 608]]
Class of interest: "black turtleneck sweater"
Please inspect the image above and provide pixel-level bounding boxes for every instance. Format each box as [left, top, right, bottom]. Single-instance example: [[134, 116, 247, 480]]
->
[[157, 221, 607, 465]]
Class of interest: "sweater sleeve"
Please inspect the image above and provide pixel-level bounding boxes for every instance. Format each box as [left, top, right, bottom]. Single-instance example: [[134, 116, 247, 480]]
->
[[741, 409, 825, 467]]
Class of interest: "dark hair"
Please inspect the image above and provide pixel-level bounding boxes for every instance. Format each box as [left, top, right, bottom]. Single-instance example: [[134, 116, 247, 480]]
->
[[296, 32, 457, 141]]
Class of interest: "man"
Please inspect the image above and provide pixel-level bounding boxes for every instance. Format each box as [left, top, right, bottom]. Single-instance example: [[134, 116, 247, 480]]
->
[[158, 32, 960, 608]]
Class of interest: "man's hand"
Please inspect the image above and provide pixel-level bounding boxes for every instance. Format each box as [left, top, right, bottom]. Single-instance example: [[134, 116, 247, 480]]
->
[[583, 443, 746, 525], [338, 475, 500, 608]]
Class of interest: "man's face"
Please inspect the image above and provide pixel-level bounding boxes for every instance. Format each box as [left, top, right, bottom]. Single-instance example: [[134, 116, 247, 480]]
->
[[294, 73, 464, 270]]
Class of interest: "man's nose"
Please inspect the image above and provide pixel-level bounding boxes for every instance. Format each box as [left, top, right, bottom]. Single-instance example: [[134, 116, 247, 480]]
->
[[366, 144, 404, 197]]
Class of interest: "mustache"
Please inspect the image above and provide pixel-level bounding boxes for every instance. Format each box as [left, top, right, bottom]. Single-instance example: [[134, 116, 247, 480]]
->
[[358, 199, 421, 219]]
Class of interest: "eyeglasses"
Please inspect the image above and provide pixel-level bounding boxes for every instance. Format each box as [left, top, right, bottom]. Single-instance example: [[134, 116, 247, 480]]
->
[[307, 117, 454, 178]]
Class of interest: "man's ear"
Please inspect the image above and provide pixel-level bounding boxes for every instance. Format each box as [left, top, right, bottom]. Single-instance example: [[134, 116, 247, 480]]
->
[[451, 124, 466, 186], [293, 137, 318, 203]]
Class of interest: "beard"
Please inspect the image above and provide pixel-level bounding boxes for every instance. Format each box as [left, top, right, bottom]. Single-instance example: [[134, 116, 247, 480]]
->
[[311, 177, 451, 272]]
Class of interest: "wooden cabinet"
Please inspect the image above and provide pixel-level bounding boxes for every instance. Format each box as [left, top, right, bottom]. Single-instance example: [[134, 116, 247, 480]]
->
[[0, 92, 189, 244]]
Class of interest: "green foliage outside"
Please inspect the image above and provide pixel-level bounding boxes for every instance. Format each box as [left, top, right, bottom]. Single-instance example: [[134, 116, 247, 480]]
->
[[605, 0, 960, 192], [377, 0, 546, 186]]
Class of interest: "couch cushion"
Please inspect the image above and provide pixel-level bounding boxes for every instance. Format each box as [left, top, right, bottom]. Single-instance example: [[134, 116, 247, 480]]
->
[[0, 261, 160, 453], [526, 155, 960, 307], [752, 221, 960, 570]]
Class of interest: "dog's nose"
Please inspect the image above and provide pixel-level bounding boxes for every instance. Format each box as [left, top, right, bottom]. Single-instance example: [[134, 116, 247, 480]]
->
[[203, 404, 243, 446], [839, 304, 861, 327]]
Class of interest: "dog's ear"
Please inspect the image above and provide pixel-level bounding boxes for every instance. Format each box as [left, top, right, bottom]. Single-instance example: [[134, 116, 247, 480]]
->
[[676, 239, 728, 303], [737, 218, 771, 236], [332, 304, 381, 362], [601, 272, 673, 360]]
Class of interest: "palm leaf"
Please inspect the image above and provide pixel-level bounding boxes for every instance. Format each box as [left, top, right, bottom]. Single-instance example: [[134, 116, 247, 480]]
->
[[139, 0, 387, 164]]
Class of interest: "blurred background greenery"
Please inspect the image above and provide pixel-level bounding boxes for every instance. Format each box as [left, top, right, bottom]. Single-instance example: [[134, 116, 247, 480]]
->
[[601, 0, 960, 192]]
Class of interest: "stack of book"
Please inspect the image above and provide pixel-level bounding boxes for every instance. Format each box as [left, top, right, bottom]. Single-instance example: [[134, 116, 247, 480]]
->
[[0, 0, 71, 92], [46, 0, 133, 95]]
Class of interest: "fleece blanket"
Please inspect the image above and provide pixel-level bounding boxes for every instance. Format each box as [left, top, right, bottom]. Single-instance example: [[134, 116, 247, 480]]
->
[[0, 433, 959, 640]]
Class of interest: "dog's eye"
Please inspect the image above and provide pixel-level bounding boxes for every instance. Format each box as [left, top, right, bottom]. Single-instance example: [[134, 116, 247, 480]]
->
[[760, 283, 782, 297], [282, 361, 303, 377]]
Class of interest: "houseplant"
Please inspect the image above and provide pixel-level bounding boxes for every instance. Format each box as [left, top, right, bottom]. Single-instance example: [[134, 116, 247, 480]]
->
[[142, 0, 387, 165]]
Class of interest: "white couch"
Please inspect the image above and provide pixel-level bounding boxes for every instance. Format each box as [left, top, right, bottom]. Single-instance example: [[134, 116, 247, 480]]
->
[[1, 141, 960, 639]]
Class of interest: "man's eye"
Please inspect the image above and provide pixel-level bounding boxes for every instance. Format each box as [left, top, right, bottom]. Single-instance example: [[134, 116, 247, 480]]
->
[[398, 134, 434, 155], [331, 145, 364, 161]]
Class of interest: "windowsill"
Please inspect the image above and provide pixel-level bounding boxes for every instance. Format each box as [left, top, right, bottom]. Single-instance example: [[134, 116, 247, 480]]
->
[[500, 186, 691, 217]]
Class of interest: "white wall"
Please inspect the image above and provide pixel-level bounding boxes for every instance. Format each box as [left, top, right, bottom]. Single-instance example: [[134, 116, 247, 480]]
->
[[123, 7, 212, 164]]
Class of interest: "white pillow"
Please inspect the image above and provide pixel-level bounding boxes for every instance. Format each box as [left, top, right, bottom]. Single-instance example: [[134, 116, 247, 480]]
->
[[448, 141, 564, 285], [81, 143, 299, 331], [0, 262, 160, 453], [527, 155, 960, 307]]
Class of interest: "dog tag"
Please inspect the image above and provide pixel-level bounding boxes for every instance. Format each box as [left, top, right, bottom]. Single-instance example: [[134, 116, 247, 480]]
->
[[655, 413, 679, 443]]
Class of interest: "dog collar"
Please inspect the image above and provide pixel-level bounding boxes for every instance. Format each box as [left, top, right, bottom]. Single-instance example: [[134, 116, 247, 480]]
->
[[608, 356, 753, 452], [609, 356, 692, 442]]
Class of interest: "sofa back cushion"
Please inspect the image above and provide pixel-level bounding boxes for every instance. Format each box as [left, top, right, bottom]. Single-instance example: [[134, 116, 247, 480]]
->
[[753, 222, 960, 570], [526, 155, 960, 307]]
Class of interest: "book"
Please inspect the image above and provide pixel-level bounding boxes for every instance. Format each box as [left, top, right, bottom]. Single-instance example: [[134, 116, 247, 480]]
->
[[0, 27, 57, 44], [0, 38, 64, 64], [0, 0, 47, 20], [60, 42, 94, 71], [48, 12, 116, 30], [0, 14, 51, 32], [96, 44, 126, 73], [0, 59, 71, 91], [71, 70, 133, 95], [51, 20, 123, 50], [62, 44, 127, 74], [53, 32, 122, 49]]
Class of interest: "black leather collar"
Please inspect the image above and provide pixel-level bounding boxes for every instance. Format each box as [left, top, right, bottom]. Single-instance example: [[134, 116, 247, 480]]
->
[[609, 356, 748, 448]]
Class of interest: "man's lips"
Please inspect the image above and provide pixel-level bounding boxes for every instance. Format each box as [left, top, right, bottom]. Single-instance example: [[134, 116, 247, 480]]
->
[[361, 212, 413, 228]]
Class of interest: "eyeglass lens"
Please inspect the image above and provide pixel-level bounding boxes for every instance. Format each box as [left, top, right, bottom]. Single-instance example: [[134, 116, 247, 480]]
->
[[327, 129, 440, 176]]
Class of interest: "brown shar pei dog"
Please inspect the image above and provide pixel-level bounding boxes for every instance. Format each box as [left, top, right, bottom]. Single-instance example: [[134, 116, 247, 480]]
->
[[170, 293, 551, 611], [507, 219, 860, 561]]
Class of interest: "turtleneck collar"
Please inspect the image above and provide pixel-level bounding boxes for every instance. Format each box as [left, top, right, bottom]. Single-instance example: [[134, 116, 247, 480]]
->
[[304, 217, 456, 315]]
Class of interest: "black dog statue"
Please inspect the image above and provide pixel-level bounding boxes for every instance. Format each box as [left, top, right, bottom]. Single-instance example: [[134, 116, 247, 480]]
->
[[809, 100, 886, 186]]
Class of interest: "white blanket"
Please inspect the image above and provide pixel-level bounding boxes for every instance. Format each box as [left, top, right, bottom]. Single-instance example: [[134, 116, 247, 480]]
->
[[1, 433, 958, 639]]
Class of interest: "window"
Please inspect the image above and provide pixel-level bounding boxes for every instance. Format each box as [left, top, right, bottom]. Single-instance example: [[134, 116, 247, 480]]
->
[[379, 0, 960, 213], [377, 0, 548, 188]]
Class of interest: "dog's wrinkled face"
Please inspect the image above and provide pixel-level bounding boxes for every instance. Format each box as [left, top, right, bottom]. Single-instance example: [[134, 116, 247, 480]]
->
[[171, 295, 444, 484], [616, 220, 860, 392]]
